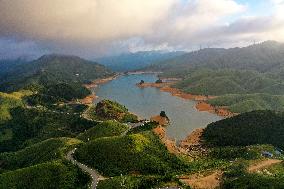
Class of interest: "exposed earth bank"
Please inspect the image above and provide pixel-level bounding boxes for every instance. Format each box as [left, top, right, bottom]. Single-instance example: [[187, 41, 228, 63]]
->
[[137, 81, 235, 118], [80, 75, 119, 105]]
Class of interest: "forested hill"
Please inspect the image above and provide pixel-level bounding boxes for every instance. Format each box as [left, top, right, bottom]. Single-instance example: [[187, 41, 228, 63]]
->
[[0, 54, 114, 92], [146, 41, 284, 78], [203, 110, 284, 148], [95, 51, 185, 72], [0, 58, 30, 77]]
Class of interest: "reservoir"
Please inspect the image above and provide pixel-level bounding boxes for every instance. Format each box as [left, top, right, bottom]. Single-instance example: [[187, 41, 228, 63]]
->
[[94, 74, 221, 140]]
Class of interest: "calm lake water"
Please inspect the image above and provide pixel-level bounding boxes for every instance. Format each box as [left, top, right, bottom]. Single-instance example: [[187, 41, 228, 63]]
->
[[94, 74, 221, 140]]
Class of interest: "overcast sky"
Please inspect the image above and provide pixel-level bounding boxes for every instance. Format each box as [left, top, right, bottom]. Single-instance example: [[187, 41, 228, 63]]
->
[[0, 0, 283, 59]]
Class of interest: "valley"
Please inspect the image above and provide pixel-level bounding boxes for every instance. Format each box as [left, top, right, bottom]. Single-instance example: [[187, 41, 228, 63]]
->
[[2, 1, 284, 188], [1, 43, 284, 189]]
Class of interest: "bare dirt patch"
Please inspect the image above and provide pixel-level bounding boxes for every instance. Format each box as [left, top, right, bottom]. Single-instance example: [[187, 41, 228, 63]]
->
[[138, 82, 234, 118], [248, 159, 282, 173], [152, 126, 186, 154], [180, 171, 223, 189], [150, 115, 169, 126]]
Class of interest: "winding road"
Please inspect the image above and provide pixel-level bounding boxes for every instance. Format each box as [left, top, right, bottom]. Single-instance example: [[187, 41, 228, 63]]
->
[[66, 149, 105, 189], [65, 119, 146, 188]]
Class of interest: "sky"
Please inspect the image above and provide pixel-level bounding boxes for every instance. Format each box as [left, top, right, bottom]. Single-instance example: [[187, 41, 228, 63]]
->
[[0, 0, 283, 59]]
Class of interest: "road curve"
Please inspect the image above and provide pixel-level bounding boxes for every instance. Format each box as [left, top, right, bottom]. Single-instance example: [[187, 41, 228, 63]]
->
[[66, 149, 104, 189]]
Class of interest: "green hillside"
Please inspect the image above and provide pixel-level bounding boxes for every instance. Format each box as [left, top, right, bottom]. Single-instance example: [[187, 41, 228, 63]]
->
[[207, 93, 284, 113], [173, 69, 283, 96], [77, 120, 129, 142], [0, 54, 113, 92], [0, 160, 90, 189], [143, 42, 284, 110], [74, 131, 186, 176], [0, 107, 96, 153], [203, 110, 284, 148], [0, 54, 114, 106], [148, 41, 284, 78], [0, 137, 82, 172], [93, 100, 138, 123], [222, 160, 284, 189], [0, 90, 32, 123]]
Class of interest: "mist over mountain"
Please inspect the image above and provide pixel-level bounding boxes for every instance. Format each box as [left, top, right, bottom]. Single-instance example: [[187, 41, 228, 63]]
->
[[0, 59, 29, 76], [95, 51, 185, 72]]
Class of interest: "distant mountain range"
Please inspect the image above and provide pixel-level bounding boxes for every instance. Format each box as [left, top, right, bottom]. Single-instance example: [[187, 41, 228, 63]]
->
[[141, 41, 284, 113], [145, 41, 284, 78], [95, 51, 186, 72]]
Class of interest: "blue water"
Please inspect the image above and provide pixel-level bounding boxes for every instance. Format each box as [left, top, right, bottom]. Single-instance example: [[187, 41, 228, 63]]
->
[[94, 74, 221, 140]]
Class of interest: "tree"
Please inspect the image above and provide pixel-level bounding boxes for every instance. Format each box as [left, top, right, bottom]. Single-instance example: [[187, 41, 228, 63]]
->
[[155, 79, 163, 84], [160, 111, 167, 117]]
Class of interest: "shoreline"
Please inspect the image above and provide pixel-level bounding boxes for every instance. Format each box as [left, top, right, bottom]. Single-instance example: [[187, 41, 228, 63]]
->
[[137, 82, 235, 118], [82, 74, 234, 156], [125, 71, 163, 75], [80, 74, 120, 105]]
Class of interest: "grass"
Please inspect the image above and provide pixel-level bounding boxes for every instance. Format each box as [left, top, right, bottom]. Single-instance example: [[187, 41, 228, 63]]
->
[[128, 122, 158, 134], [222, 161, 284, 189], [77, 120, 129, 142], [94, 100, 138, 123], [0, 90, 32, 123], [97, 175, 179, 189], [0, 137, 82, 172], [173, 69, 281, 96], [207, 93, 284, 113], [74, 131, 187, 176], [0, 160, 90, 189], [203, 110, 284, 148], [0, 107, 96, 153]]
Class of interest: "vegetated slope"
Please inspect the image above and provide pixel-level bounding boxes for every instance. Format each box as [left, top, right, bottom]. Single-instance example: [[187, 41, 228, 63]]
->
[[144, 41, 284, 98], [25, 82, 92, 106], [148, 41, 284, 78], [0, 107, 96, 153], [173, 69, 282, 95], [77, 120, 128, 142], [0, 54, 114, 92], [203, 110, 284, 148], [0, 58, 29, 77], [74, 131, 186, 176], [94, 100, 138, 123], [0, 91, 32, 123], [0, 137, 82, 172], [222, 160, 284, 189], [207, 93, 284, 113], [0, 160, 90, 189], [96, 51, 185, 72]]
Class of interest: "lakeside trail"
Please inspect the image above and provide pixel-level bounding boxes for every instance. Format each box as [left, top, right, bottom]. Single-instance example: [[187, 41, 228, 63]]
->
[[66, 149, 105, 189], [138, 81, 235, 118]]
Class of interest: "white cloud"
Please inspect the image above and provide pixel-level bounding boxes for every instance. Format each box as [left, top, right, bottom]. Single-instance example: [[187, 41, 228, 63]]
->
[[0, 0, 283, 58], [0, 0, 174, 42]]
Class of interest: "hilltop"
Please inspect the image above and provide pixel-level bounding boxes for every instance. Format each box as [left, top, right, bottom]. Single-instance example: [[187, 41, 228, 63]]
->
[[147, 41, 284, 78], [203, 110, 284, 148], [142, 41, 284, 113], [0, 54, 114, 92]]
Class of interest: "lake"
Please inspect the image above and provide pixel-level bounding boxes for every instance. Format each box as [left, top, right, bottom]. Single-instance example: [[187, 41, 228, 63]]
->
[[94, 74, 221, 140]]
